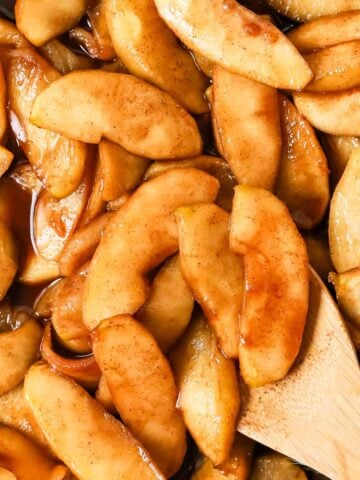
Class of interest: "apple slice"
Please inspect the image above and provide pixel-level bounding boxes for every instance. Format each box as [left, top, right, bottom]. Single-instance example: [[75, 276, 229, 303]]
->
[[40, 39, 94, 74], [0, 63, 7, 144], [293, 89, 360, 136], [154, 0, 312, 89], [105, 0, 208, 114], [275, 95, 330, 230], [18, 252, 60, 285], [229, 186, 309, 386], [30, 71, 202, 159], [212, 66, 281, 190], [0, 18, 30, 48], [265, 0, 360, 22], [15, 0, 88, 46], [0, 314, 42, 395], [171, 315, 240, 465], [95, 376, 116, 414], [176, 204, 244, 358], [83, 168, 219, 329], [0, 467, 16, 480], [137, 255, 194, 353], [322, 134, 360, 186], [0, 147, 14, 179], [93, 315, 186, 477], [25, 362, 165, 480], [0, 219, 18, 301], [330, 268, 360, 329]]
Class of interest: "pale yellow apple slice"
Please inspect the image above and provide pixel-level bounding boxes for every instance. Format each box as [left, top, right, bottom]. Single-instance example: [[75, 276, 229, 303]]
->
[[230, 186, 309, 386], [293, 89, 360, 136], [329, 149, 360, 273], [137, 255, 194, 353], [265, 0, 360, 22], [275, 95, 330, 230], [8, 49, 87, 199], [176, 203, 244, 358], [105, 0, 208, 114], [171, 315, 240, 465], [154, 0, 312, 89], [15, 0, 88, 46], [25, 362, 165, 480], [322, 134, 360, 186], [18, 253, 59, 286], [0, 315, 42, 396], [95, 376, 116, 414], [212, 66, 281, 190], [83, 168, 219, 329], [30, 70, 202, 159], [0, 220, 18, 301], [330, 268, 360, 329], [287, 11, 360, 54], [0, 424, 69, 480], [93, 315, 186, 477]]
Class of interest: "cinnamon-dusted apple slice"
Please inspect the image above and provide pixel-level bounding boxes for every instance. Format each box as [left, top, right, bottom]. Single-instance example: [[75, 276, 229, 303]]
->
[[229, 186, 309, 386], [176, 204, 244, 358], [25, 362, 165, 480], [154, 0, 312, 89], [293, 89, 360, 137], [171, 315, 240, 465], [265, 0, 360, 22], [30, 71, 202, 159], [83, 168, 219, 329], [105, 0, 208, 114], [212, 66, 281, 190], [93, 315, 186, 477], [275, 95, 329, 230]]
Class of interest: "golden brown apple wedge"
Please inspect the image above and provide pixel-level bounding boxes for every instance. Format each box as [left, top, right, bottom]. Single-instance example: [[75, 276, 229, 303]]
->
[[137, 255, 194, 353], [18, 253, 60, 286], [265, 0, 360, 22], [40, 39, 94, 74], [105, 0, 208, 114], [288, 11, 360, 54], [95, 376, 116, 414], [83, 168, 219, 329], [176, 204, 244, 358], [0, 314, 42, 395], [322, 134, 360, 186], [192, 434, 254, 480], [7, 49, 87, 198], [0, 467, 16, 480], [212, 66, 281, 190], [329, 268, 360, 329], [0, 219, 18, 301], [93, 315, 186, 477], [0, 424, 70, 480], [171, 315, 240, 465], [304, 41, 360, 92], [275, 95, 330, 230], [154, 0, 312, 89], [15, 0, 88, 46], [25, 362, 165, 480], [34, 279, 65, 319], [303, 233, 333, 283], [229, 186, 309, 387], [0, 18, 30, 48], [250, 453, 307, 480], [0, 63, 7, 144], [329, 148, 360, 273], [293, 89, 360, 137], [0, 147, 14, 179], [145, 155, 237, 212], [30, 71, 202, 159]]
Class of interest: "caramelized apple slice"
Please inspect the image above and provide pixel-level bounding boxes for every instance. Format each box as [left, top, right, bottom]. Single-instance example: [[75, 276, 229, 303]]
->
[[0, 18, 30, 48], [25, 362, 165, 480], [0, 219, 18, 301], [40, 39, 94, 74], [265, 0, 360, 22], [330, 268, 360, 329], [30, 71, 202, 159], [250, 452, 307, 480], [176, 204, 244, 358], [0, 147, 14, 179], [83, 168, 219, 329], [171, 315, 240, 465], [0, 467, 16, 480], [322, 134, 360, 186], [95, 376, 116, 414], [230, 186, 309, 386]]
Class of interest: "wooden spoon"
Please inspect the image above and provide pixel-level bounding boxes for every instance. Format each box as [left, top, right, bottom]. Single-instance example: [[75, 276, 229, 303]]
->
[[238, 268, 360, 480]]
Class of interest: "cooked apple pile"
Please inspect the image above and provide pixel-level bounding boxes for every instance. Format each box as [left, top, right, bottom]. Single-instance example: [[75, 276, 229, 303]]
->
[[0, 0, 358, 478]]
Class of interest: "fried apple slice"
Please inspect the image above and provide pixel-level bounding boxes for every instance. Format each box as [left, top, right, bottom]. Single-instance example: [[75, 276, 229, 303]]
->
[[212, 67, 281, 190], [105, 0, 208, 114], [93, 315, 186, 477], [15, 0, 88, 46], [229, 186, 309, 386], [95, 376, 116, 414], [137, 255, 194, 353], [329, 269, 360, 329], [288, 11, 360, 54], [303, 233, 333, 283], [0, 467, 16, 480], [0, 19, 30, 48], [293, 89, 360, 136], [265, 0, 360, 22], [40, 39, 94, 74], [25, 362, 165, 480], [176, 204, 244, 358], [0, 315, 42, 395], [154, 0, 312, 89], [18, 253, 60, 285], [322, 134, 360, 186], [0, 220, 18, 301], [30, 71, 202, 159], [0, 63, 7, 144], [83, 168, 219, 329], [304, 41, 360, 92], [145, 155, 237, 212], [8, 50, 87, 198], [171, 315, 240, 465], [250, 453, 307, 480], [329, 149, 360, 273], [34, 279, 65, 318], [275, 95, 329, 230], [192, 434, 254, 480], [0, 147, 14, 179], [0, 425, 69, 480]]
